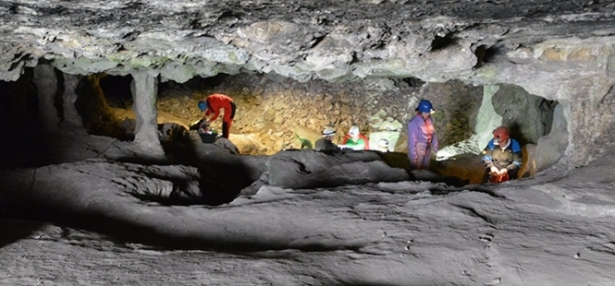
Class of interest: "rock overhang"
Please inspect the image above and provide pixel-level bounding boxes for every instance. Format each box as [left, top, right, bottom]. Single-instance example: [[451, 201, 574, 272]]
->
[[1, 0, 615, 84]]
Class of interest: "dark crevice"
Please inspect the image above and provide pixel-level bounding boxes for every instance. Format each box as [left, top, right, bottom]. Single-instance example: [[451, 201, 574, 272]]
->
[[99, 75, 133, 109], [474, 44, 499, 68], [54, 69, 65, 123], [121, 31, 140, 40], [123, 1, 145, 10], [217, 10, 243, 21], [293, 159, 310, 175], [309, 34, 327, 49], [430, 33, 457, 51], [400, 77, 425, 88], [349, 51, 360, 65]]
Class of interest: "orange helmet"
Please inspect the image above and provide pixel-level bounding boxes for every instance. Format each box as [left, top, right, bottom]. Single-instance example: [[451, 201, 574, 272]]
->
[[493, 126, 510, 144]]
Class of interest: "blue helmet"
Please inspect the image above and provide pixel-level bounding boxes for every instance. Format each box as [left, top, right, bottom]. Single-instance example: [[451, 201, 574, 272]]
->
[[198, 100, 208, 111], [417, 99, 433, 113]]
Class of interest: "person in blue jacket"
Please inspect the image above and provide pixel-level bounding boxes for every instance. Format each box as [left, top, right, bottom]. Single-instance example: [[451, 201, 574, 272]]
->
[[480, 126, 523, 183], [407, 99, 439, 170]]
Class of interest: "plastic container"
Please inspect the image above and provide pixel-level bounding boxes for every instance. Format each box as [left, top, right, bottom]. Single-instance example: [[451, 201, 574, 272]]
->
[[198, 128, 218, 143]]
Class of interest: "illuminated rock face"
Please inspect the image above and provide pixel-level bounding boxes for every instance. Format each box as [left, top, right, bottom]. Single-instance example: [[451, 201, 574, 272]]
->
[[1, 0, 615, 166]]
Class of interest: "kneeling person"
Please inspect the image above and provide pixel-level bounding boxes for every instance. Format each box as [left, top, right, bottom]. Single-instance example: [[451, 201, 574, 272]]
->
[[315, 127, 341, 152], [341, 125, 369, 150], [481, 126, 522, 183]]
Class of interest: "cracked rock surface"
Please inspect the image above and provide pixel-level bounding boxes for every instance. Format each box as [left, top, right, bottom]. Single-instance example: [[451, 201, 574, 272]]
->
[[2, 2, 615, 285], [1, 146, 615, 285], [1, 0, 614, 81]]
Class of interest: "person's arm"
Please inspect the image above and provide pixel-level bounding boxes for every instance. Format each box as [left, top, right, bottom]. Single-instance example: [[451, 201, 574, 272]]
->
[[203, 108, 211, 121], [207, 105, 220, 122], [431, 129, 438, 153], [201, 98, 214, 121], [325, 140, 340, 151], [481, 142, 494, 167], [407, 120, 418, 163], [360, 134, 369, 150], [481, 141, 499, 174], [505, 139, 523, 171], [331, 142, 341, 151], [341, 134, 350, 145]]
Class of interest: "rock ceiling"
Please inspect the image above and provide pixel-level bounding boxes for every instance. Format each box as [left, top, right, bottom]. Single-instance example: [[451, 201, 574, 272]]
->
[[1, 0, 614, 83]]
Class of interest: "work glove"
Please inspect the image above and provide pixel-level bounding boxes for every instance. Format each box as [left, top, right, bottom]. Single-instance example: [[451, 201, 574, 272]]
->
[[498, 168, 508, 176], [490, 166, 499, 174]]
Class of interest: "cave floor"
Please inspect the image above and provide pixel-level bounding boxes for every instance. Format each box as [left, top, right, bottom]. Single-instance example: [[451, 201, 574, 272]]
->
[[1, 125, 615, 286]]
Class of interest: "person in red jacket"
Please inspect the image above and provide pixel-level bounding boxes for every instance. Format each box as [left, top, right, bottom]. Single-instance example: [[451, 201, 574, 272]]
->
[[341, 125, 370, 150], [197, 94, 236, 139]]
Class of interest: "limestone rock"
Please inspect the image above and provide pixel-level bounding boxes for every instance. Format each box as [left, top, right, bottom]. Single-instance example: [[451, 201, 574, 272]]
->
[[266, 150, 409, 189]]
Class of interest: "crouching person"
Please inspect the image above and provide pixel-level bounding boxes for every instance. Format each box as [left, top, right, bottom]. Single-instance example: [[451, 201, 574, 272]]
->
[[341, 125, 370, 150], [481, 126, 522, 183], [315, 127, 341, 152]]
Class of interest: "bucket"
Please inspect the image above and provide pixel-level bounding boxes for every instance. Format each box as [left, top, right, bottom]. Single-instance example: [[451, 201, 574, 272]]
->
[[198, 129, 218, 143]]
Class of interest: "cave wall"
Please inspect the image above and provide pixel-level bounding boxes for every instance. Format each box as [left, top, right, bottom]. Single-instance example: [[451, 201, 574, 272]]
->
[[416, 81, 483, 147], [0, 69, 37, 129], [73, 37, 615, 166], [520, 103, 569, 178], [475, 37, 615, 167], [4, 68, 485, 157], [1, 0, 615, 167], [434, 83, 559, 183], [155, 74, 484, 155], [566, 80, 615, 166], [2, 35, 614, 168], [159, 74, 418, 153], [75, 74, 125, 138], [492, 84, 555, 145]]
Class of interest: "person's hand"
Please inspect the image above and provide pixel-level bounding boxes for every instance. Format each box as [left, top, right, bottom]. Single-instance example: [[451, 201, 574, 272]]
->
[[490, 166, 499, 174], [498, 168, 508, 176], [338, 145, 355, 151]]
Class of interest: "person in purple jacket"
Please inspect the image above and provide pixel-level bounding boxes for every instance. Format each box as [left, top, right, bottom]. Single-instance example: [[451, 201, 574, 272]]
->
[[407, 99, 439, 170]]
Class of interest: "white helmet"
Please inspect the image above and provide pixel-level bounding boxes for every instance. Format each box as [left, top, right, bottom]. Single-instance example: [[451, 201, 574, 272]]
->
[[348, 125, 360, 136], [322, 127, 336, 136]]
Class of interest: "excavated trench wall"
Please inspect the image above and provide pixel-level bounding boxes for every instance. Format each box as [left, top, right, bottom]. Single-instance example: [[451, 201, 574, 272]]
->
[[2, 68, 554, 158], [88, 71, 562, 185], [154, 74, 487, 155]]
